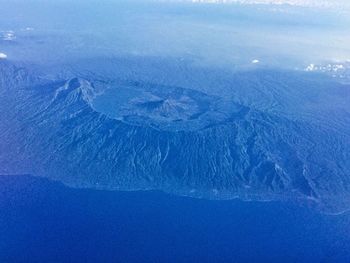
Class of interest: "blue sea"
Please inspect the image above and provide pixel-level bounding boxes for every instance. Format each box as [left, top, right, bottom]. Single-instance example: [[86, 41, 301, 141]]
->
[[1, 175, 350, 263]]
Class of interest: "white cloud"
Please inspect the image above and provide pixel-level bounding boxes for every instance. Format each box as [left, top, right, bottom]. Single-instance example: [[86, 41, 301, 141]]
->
[[252, 59, 260, 64], [305, 61, 349, 73], [1, 30, 16, 41], [0, 53, 7, 59], [189, 0, 342, 8], [305, 63, 315, 71]]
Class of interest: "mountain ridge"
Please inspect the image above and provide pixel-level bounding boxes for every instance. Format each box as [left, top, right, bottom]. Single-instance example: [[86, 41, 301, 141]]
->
[[1, 62, 349, 214]]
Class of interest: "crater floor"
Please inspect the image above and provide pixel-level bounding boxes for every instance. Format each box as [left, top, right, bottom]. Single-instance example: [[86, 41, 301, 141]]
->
[[92, 83, 247, 131]]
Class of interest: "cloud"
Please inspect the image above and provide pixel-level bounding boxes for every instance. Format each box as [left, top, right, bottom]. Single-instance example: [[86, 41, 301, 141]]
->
[[189, 0, 342, 8], [0, 53, 7, 59], [1, 30, 16, 41]]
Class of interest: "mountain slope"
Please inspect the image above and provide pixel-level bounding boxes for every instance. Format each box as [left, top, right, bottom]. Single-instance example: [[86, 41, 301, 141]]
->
[[0, 61, 349, 214]]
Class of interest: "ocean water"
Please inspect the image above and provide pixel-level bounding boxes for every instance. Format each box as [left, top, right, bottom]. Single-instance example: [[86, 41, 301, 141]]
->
[[1, 175, 350, 263]]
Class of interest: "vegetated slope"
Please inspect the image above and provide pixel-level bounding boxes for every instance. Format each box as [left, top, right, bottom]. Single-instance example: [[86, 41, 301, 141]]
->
[[0, 60, 349, 214]]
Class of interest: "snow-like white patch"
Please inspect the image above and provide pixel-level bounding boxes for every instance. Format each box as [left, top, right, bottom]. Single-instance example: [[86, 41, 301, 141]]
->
[[305, 62, 347, 73], [305, 63, 315, 71], [1, 30, 16, 41], [0, 53, 7, 59], [304, 61, 350, 81]]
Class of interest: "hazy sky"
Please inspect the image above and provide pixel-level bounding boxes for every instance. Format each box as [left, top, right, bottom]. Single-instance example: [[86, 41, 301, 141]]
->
[[0, 0, 349, 70], [180, 0, 350, 9]]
